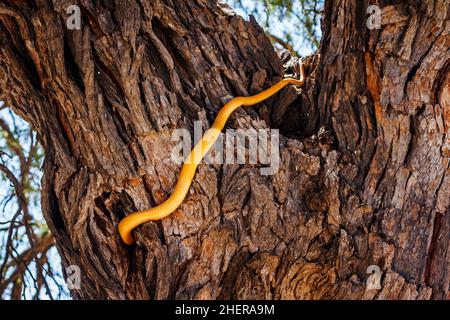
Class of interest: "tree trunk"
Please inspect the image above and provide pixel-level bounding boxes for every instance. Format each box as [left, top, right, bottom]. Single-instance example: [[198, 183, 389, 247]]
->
[[0, 0, 448, 299]]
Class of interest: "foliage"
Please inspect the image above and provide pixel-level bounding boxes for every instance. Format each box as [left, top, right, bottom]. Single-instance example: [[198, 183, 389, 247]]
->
[[0, 103, 67, 299], [229, 0, 323, 55]]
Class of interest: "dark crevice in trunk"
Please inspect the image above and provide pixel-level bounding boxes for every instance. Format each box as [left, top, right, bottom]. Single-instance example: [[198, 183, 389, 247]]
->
[[111, 191, 135, 222], [137, 80, 157, 129], [170, 258, 190, 299], [7, 34, 42, 91], [424, 211, 443, 285], [103, 97, 131, 145], [403, 44, 433, 96], [92, 48, 127, 101], [143, 40, 172, 91], [403, 114, 416, 166], [63, 39, 85, 91], [432, 58, 450, 106], [146, 255, 157, 300], [48, 181, 67, 234], [149, 17, 197, 90]]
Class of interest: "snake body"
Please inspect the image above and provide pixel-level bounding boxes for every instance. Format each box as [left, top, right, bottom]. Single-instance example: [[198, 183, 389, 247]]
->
[[119, 62, 305, 245]]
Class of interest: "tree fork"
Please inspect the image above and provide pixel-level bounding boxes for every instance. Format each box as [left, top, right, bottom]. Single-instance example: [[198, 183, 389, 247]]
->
[[0, 0, 448, 299]]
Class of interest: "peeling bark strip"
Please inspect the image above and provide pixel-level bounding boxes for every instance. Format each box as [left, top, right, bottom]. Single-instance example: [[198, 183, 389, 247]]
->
[[0, 0, 448, 299]]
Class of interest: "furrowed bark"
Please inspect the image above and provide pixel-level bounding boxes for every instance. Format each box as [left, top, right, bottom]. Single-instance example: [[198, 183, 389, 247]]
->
[[0, 0, 448, 299]]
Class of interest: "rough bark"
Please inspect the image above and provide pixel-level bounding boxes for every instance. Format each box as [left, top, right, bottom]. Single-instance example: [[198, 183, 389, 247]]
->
[[0, 0, 448, 299]]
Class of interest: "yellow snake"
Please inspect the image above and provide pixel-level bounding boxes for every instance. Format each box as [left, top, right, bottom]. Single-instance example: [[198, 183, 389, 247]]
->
[[119, 61, 305, 245]]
